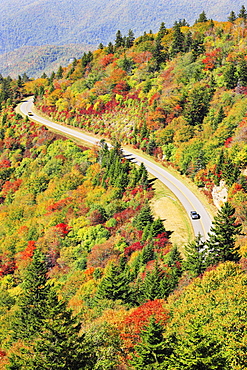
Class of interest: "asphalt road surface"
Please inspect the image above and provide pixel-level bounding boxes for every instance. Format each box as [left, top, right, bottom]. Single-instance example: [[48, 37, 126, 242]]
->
[[20, 97, 212, 240]]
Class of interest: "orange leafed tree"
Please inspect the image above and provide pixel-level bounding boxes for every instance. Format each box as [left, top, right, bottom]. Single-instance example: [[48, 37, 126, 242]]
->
[[120, 299, 169, 350]]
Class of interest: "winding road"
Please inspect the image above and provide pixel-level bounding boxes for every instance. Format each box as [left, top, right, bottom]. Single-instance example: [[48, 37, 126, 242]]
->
[[20, 97, 212, 240]]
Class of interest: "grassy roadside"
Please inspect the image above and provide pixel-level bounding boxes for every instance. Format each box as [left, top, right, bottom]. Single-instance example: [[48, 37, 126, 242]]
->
[[124, 145, 217, 219], [150, 175, 194, 252]]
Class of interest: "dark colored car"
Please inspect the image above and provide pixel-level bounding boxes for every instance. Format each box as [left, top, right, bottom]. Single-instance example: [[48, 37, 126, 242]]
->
[[190, 211, 200, 219]]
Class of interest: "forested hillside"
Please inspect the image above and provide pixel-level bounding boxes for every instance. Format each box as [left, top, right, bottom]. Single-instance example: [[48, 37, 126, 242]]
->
[[0, 12, 247, 370]]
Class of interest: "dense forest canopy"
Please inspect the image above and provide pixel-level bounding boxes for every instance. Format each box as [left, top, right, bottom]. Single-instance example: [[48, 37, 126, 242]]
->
[[0, 9, 247, 369]]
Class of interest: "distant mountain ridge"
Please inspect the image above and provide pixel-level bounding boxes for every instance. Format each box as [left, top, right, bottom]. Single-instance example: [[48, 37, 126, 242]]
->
[[0, 0, 245, 77]]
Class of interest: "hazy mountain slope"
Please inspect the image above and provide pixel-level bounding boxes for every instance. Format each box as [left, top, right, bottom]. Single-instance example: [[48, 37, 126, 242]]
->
[[0, 0, 244, 55], [0, 44, 93, 79]]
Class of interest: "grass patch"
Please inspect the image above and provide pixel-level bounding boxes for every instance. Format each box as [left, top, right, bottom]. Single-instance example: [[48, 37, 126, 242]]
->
[[150, 176, 194, 253]]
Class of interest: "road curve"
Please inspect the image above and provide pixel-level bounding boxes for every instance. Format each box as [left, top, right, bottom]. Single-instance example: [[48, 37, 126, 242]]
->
[[20, 97, 212, 240]]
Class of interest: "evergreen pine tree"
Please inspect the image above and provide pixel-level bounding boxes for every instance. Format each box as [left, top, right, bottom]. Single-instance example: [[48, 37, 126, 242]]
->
[[172, 320, 227, 370], [224, 63, 238, 89], [147, 138, 157, 156], [183, 234, 206, 277], [197, 11, 208, 23], [96, 261, 131, 303], [106, 42, 114, 54], [56, 65, 63, 79], [115, 30, 124, 48], [157, 22, 167, 40], [184, 31, 193, 52], [130, 316, 171, 369], [152, 218, 166, 237], [238, 5, 247, 19], [7, 249, 91, 370], [22, 72, 29, 82], [205, 202, 242, 265], [238, 58, 247, 86], [152, 38, 166, 70], [11, 248, 50, 340], [142, 262, 163, 301], [164, 246, 183, 293], [133, 203, 154, 230], [191, 36, 205, 61], [213, 106, 226, 130], [138, 162, 149, 189], [126, 29, 135, 48], [228, 10, 237, 22], [140, 243, 155, 264], [171, 23, 185, 56]]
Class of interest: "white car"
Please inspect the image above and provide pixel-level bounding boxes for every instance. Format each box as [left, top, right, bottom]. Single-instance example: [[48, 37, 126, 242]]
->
[[190, 211, 200, 219]]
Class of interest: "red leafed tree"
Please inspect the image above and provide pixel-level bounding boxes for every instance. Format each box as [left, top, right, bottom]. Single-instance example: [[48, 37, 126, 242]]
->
[[88, 209, 106, 225], [120, 299, 169, 349], [224, 137, 233, 147], [113, 207, 135, 225], [87, 240, 120, 268], [0, 254, 17, 276], [54, 223, 70, 236], [19, 241, 36, 260], [153, 232, 171, 250], [16, 241, 36, 270], [112, 81, 130, 96], [0, 159, 11, 168], [1, 179, 22, 197], [202, 48, 222, 70], [124, 242, 144, 256], [99, 54, 115, 67], [46, 197, 72, 213]]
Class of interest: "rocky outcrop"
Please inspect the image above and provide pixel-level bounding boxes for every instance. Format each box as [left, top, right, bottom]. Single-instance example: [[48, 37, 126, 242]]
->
[[212, 180, 228, 209]]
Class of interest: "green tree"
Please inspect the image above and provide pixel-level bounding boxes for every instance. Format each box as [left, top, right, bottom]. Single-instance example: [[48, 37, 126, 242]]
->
[[126, 29, 135, 48], [106, 42, 114, 54], [228, 10, 237, 22], [191, 36, 205, 61], [184, 84, 212, 126], [56, 65, 63, 79], [138, 162, 149, 189], [96, 261, 131, 303], [224, 63, 238, 89], [150, 218, 166, 238], [140, 243, 155, 264], [213, 106, 226, 130], [171, 23, 185, 56], [142, 263, 163, 301], [115, 30, 124, 48], [170, 320, 227, 370], [152, 38, 166, 70], [130, 316, 172, 369], [205, 202, 242, 265], [11, 248, 49, 340], [133, 203, 154, 230], [183, 234, 206, 277], [157, 22, 167, 40], [238, 5, 247, 19], [196, 11, 208, 23], [8, 249, 91, 370], [238, 58, 247, 86]]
